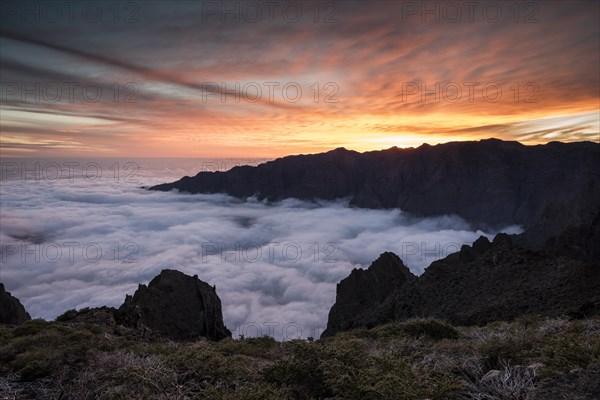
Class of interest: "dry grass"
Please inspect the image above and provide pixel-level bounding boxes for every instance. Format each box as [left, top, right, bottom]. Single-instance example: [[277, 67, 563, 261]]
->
[[0, 317, 598, 399]]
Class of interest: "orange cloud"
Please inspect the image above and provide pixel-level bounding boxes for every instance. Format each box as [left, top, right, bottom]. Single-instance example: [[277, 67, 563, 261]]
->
[[1, 1, 598, 157]]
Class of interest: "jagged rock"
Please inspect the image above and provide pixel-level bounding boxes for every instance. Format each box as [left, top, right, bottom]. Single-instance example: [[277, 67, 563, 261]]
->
[[322, 234, 600, 337], [0, 283, 31, 324], [322, 252, 416, 336], [115, 269, 231, 341], [56, 306, 117, 328], [55, 270, 231, 341], [151, 140, 600, 246]]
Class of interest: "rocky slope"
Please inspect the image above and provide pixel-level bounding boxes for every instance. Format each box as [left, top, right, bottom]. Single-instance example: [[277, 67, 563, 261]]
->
[[322, 233, 600, 337], [151, 139, 600, 245], [0, 283, 31, 324], [59, 270, 231, 341]]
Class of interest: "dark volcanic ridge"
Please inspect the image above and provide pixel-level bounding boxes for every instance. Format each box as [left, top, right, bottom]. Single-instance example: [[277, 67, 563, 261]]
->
[[150, 139, 600, 247], [321, 231, 600, 338]]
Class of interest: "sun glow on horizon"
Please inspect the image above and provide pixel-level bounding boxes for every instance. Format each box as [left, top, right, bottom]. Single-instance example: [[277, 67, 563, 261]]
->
[[1, 1, 598, 158]]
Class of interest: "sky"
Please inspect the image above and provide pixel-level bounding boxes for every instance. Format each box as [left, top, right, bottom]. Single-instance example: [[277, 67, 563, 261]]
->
[[1, 0, 599, 158]]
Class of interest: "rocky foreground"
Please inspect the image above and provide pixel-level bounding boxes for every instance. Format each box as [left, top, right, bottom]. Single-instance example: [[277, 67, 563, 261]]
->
[[0, 315, 598, 399]]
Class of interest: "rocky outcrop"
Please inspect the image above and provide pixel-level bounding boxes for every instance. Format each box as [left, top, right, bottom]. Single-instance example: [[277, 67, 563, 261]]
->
[[0, 283, 31, 324], [322, 252, 415, 336], [57, 270, 231, 341], [322, 234, 600, 337], [151, 139, 600, 245], [115, 270, 231, 341], [56, 306, 117, 328]]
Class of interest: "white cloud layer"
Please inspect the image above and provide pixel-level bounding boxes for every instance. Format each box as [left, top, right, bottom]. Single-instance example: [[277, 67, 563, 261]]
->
[[0, 159, 520, 339]]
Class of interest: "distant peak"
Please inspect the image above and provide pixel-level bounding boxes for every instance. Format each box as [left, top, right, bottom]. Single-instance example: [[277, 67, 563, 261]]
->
[[369, 252, 415, 280], [326, 147, 357, 155], [160, 268, 184, 276], [479, 138, 522, 146], [385, 145, 408, 151], [375, 251, 401, 262], [481, 138, 504, 142]]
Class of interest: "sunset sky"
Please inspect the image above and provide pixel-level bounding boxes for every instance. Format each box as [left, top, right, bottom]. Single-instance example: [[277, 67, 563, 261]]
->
[[1, 0, 598, 157]]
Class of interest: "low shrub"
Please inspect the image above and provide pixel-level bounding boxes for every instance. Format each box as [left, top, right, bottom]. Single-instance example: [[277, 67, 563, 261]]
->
[[203, 382, 292, 400], [12, 319, 50, 337], [263, 340, 332, 399], [476, 336, 537, 370], [464, 361, 538, 400], [540, 332, 600, 370], [366, 319, 460, 341], [320, 337, 462, 399], [19, 360, 51, 381], [0, 316, 598, 398], [400, 319, 460, 340], [216, 335, 278, 358]]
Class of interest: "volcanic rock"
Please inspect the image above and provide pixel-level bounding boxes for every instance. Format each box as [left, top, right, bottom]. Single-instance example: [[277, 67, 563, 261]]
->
[[0, 283, 31, 324], [322, 234, 600, 337], [151, 139, 600, 246], [322, 252, 415, 336], [115, 269, 231, 341]]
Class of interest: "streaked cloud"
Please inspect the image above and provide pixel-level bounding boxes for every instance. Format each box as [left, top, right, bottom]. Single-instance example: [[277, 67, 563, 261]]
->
[[1, 0, 598, 157]]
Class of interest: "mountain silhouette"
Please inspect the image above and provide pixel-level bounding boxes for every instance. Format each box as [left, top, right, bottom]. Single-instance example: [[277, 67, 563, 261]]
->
[[151, 139, 600, 246]]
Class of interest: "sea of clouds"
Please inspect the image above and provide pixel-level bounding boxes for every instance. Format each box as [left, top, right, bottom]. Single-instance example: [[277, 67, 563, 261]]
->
[[0, 159, 520, 340]]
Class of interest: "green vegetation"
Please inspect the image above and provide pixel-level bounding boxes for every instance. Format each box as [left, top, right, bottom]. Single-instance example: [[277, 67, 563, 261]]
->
[[0, 317, 598, 399]]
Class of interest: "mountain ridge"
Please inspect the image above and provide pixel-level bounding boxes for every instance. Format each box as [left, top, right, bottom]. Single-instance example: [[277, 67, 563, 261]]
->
[[150, 139, 600, 247], [322, 229, 600, 338]]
